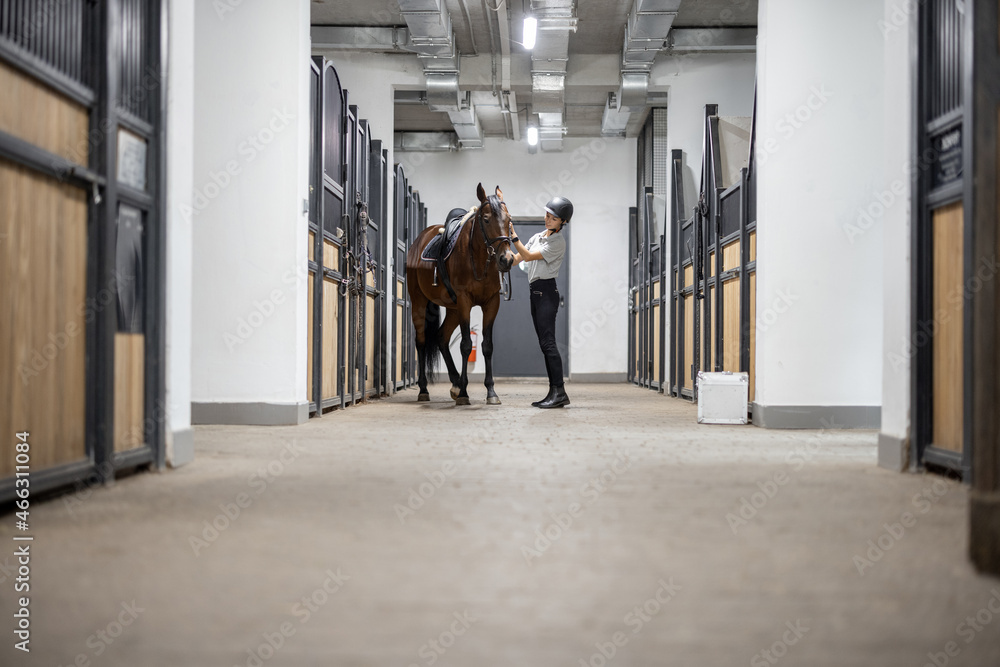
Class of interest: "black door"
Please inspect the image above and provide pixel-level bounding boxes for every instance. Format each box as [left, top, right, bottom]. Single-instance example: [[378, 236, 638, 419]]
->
[[492, 221, 569, 378]]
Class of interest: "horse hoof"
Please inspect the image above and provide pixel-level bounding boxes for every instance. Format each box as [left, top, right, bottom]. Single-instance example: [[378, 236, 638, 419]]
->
[[487, 396, 502, 405], [450, 386, 460, 400], [418, 393, 430, 402], [455, 397, 471, 406]]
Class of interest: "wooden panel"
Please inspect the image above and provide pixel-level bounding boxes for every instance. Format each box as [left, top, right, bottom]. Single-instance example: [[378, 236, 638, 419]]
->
[[395, 303, 404, 382], [652, 304, 660, 383], [683, 264, 693, 288], [708, 285, 716, 370], [367, 267, 375, 288], [114, 334, 145, 452], [634, 293, 639, 378], [723, 240, 741, 272], [0, 161, 88, 476], [0, 62, 89, 164], [749, 231, 757, 262], [932, 202, 964, 453], [322, 278, 339, 400], [365, 295, 376, 392], [723, 276, 741, 371], [683, 295, 694, 386], [633, 312, 639, 378], [397, 279, 404, 300], [307, 272, 314, 398], [749, 272, 757, 403], [323, 239, 339, 270], [653, 280, 660, 301], [709, 251, 716, 277], [309, 231, 315, 263]]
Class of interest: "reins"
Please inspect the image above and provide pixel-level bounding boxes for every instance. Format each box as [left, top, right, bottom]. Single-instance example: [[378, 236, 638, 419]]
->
[[469, 196, 512, 283]]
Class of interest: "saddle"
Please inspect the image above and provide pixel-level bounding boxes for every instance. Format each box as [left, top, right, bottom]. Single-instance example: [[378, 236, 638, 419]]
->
[[421, 207, 477, 303]]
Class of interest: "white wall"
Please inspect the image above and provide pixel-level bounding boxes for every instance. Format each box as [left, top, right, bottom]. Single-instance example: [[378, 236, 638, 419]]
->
[[880, 0, 916, 463], [191, 0, 311, 411], [651, 53, 757, 219], [407, 136, 636, 377], [755, 0, 885, 412], [165, 0, 194, 462]]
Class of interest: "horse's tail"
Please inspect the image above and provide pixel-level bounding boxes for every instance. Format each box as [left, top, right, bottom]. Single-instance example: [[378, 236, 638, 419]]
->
[[422, 301, 442, 384]]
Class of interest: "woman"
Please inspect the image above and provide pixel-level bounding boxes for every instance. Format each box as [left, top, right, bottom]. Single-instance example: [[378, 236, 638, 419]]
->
[[508, 196, 573, 408]]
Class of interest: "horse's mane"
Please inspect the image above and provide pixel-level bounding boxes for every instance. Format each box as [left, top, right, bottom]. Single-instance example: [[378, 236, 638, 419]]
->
[[485, 195, 506, 224]]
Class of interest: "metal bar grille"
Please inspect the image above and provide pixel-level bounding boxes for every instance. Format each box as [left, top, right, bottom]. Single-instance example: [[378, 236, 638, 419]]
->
[[720, 190, 740, 238], [0, 0, 91, 88], [652, 107, 668, 196], [118, 0, 150, 120], [927, 0, 963, 121]]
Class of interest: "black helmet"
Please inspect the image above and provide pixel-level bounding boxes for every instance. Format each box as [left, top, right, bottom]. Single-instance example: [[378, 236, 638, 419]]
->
[[544, 196, 573, 224]]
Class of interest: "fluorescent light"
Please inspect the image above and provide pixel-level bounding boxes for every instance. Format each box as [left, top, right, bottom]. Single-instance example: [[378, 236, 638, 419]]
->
[[523, 16, 537, 50], [527, 126, 538, 146]]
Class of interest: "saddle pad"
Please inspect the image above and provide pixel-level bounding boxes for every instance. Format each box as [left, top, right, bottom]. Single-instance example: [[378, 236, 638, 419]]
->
[[420, 207, 477, 263]]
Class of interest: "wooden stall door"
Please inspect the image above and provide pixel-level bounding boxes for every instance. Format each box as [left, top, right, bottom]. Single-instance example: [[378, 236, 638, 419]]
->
[[931, 201, 964, 453], [0, 62, 89, 474]]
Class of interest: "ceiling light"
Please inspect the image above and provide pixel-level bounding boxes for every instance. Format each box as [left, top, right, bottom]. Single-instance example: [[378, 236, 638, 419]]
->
[[527, 126, 538, 146], [523, 16, 537, 50]]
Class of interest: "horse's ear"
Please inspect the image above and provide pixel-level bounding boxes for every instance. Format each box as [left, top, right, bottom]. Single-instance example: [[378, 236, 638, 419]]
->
[[476, 182, 487, 202], [495, 186, 504, 202]]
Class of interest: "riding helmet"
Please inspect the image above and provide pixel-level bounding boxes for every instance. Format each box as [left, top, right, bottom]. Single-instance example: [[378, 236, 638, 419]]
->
[[544, 196, 573, 224]]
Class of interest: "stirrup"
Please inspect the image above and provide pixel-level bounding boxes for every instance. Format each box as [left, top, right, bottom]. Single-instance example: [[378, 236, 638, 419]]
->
[[432, 265, 438, 286]]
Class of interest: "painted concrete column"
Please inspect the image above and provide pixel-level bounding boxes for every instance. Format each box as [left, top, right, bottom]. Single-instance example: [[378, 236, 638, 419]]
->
[[754, 0, 886, 428], [878, 0, 916, 468], [165, 0, 195, 461], [190, 0, 312, 424]]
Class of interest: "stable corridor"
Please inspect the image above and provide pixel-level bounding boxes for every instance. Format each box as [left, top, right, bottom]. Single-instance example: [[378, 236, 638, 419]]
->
[[1, 382, 997, 667]]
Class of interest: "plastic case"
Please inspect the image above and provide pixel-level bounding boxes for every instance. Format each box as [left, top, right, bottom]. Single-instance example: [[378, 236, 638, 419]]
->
[[696, 371, 749, 424]]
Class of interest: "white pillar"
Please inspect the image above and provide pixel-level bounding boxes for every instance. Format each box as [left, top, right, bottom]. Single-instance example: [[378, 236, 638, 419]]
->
[[165, 0, 194, 464], [755, 0, 886, 428], [879, 0, 917, 466], [190, 0, 312, 424]]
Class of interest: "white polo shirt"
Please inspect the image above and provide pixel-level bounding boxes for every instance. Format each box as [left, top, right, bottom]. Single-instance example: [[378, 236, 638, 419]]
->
[[523, 230, 566, 283]]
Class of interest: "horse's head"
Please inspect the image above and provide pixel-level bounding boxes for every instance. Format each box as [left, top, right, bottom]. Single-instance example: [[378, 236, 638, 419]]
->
[[476, 183, 516, 273]]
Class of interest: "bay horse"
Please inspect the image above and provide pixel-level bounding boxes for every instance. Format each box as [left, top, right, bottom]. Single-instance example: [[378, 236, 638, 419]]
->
[[406, 183, 516, 405]]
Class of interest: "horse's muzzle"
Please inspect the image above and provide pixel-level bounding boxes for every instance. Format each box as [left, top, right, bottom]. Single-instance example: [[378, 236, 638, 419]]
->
[[498, 251, 515, 273]]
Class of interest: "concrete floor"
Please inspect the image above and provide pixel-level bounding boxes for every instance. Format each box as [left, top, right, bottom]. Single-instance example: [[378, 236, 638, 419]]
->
[[2, 381, 1000, 667]]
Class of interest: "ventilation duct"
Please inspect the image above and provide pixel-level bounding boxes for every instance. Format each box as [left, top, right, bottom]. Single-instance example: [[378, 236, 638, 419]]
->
[[310, 26, 410, 52], [394, 132, 460, 152], [447, 95, 484, 149], [529, 0, 576, 152], [397, 0, 461, 110], [602, 0, 680, 135]]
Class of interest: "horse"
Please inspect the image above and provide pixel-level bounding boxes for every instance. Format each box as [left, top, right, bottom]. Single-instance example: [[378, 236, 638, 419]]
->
[[405, 183, 516, 405]]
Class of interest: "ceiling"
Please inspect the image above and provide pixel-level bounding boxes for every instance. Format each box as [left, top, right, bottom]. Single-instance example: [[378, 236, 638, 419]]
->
[[311, 0, 757, 141]]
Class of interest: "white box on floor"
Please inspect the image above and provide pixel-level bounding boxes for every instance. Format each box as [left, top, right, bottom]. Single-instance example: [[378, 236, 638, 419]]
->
[[696, 371, 749, 425]]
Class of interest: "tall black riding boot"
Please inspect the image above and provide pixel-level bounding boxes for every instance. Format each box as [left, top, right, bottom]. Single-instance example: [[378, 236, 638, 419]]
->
[[532, 386, 556, 408], [538, 385, 570, 409]]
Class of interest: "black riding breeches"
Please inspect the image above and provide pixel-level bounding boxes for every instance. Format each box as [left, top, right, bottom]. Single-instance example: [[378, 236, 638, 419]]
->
[[529, 278, 564, 387]]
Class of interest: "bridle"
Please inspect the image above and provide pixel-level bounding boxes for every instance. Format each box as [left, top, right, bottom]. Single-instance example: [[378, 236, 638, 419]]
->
[[470, 195, 513, 282]]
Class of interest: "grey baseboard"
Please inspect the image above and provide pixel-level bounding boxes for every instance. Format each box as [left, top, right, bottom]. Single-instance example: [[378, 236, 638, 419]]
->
[[168, 428, 194, 467], [569, 373, 627, 383], [751, 404, 881, 429], [192, 401, 309, 426], [877, 432, 909, 472], [970, 491, 1000, 576]]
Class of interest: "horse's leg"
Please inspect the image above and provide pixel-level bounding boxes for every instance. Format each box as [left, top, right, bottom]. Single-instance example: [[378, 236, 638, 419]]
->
[[411, 293, 430, 402], [454, 299, 474, 406], [438, 308, 463, 400], [482, 294, 501, 405]]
